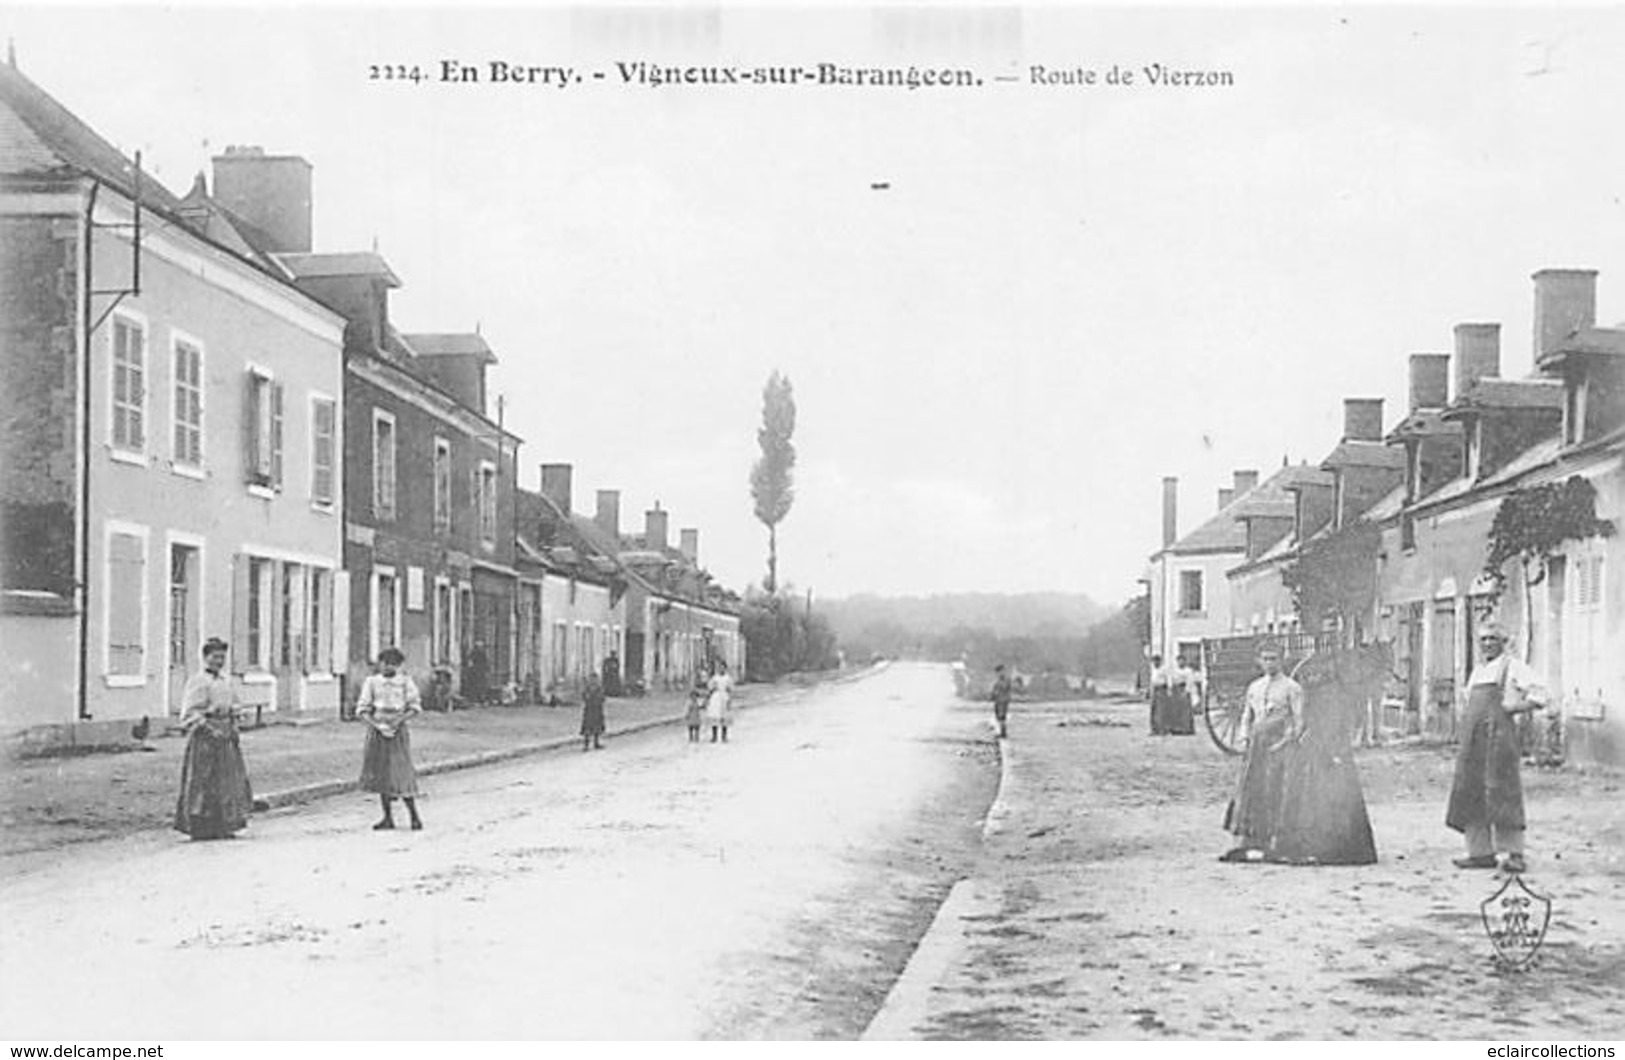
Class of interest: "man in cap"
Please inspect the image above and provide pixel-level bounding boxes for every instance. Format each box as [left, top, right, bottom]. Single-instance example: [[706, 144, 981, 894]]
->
[[1445, 620, 1548, 873]]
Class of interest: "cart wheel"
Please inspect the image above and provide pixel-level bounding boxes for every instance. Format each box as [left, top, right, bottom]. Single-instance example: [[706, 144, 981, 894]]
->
[[1204, 689, 1248, 756]]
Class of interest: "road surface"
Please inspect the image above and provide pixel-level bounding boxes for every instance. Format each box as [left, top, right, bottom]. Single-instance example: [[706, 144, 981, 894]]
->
[[0, 663, 997, 1039]]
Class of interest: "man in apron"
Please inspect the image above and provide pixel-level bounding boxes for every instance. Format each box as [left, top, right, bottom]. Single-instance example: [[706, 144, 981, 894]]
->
[[1445, 622, 1548, 874]]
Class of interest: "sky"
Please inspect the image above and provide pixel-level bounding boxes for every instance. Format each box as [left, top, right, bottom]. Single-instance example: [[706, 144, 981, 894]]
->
[[9, 3, 1625, 607]]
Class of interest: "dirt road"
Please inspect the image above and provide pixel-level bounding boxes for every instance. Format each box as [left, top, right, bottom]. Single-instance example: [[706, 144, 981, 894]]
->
[[866, 695, 1625, 1040], [0, 663, 996, 1039]]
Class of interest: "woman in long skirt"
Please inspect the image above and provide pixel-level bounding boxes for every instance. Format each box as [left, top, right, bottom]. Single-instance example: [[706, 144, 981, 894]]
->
[[357, 647, 423, 830], [706, 661, 734, 743], [174, 638, 254, 840], [580, 673, 606, 751], [1269, 659, 1378, 865]]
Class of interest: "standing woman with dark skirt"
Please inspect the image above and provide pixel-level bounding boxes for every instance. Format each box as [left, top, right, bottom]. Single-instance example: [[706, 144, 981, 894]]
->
[[174, 638, 254, 840], [580, 672, 606, 751], [357, 647, 423, 831]]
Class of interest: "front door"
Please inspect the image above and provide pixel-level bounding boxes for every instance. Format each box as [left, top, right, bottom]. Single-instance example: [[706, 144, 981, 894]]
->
[[167, 544, 199, 715]]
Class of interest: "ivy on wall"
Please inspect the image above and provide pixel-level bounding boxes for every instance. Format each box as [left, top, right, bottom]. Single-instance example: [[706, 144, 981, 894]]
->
[[1281, 522, 1381, 635], [1483, 476, 1614, 591]]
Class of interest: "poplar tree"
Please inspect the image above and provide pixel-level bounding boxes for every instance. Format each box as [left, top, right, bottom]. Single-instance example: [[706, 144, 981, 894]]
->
[[750, 371, 797, 594]]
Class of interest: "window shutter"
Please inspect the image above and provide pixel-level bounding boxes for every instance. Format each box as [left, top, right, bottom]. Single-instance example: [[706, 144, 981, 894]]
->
[[319, 569, 337, 672], [270, 382, 286, 488], [231, 554, 251, 672], [243, 374, 260, 483], [107, 532, 145, 675], [329, 572, 349, 679]]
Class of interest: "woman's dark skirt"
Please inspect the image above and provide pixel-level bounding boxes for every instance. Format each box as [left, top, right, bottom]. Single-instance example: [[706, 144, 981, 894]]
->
[[360, 725, 419, 797], [1163, 688, 1196, 735], [173, 722, 253, 839], [581, 697, 606, 737], [1224, 712, 1291, 845], [1270, 740, 1378, 865]]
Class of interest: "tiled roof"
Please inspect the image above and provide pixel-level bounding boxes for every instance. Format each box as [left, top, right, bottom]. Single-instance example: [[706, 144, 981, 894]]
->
[[1160, 463, 1323, 556], [0, 60, 186, 211], [1321, 439, 1406, 470], [1444, 378, 1564, 415], [402, 333, 497, 363], [1386, 408, 1461, 441], [277, 251, 402, 286], [1539, 326, 1625, 364]]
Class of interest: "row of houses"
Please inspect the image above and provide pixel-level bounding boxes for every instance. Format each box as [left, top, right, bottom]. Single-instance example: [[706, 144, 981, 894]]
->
[[1146, 268, 1623, 770], [0, 59, 743, 742]]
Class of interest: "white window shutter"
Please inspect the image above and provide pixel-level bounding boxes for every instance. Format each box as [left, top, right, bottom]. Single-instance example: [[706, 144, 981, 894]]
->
[[332, 570, 351, 679]]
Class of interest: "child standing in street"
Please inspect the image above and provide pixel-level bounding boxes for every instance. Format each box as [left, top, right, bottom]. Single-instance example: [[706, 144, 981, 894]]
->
[[581, 672, 606, 751], [357, 646, 423, 831]]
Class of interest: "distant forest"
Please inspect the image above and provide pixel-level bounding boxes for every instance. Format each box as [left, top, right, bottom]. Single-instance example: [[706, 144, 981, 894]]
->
[[818, 592, 1148, 679]]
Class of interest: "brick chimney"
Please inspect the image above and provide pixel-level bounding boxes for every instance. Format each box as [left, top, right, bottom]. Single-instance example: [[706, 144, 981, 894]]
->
[[679, 528, 699, 564], [1343, 398, 1384, 442], [1454, 323, 1501, 399], [1233, 469, 1260, 495], [1409, 353, 1451, 410], [1533, 268, 1598, 360], [1161, 477, 1178, 548], [1217, 487, 1235, 511], [595, 490, 620, 539], [645, 505, 669, 551], [540, 464, 572, 513], [210, 146, 312, 253]]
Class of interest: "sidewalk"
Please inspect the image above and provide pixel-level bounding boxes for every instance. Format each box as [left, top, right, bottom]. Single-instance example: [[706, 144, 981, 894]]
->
[[866, 695, 1625, 1040], [0, 682, 785, 861]]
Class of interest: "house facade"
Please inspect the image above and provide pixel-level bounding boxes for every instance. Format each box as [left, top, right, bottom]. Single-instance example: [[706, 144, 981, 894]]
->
[[199, 146, 524, 702], [1372, 270, 1623, 766], [1, 63, 348, 737]]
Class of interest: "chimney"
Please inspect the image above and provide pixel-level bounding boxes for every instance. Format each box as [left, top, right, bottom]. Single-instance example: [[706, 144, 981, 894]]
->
[[646, 505, 670, 552], [1343, 398, 1384, 442], [210, 146, 313, 253], [540, 464, 572, 513], [1233, 469, 1260, 495], [1453, 323, 1501, 399], [1161, 477, 1178, 548], [679, 528, 699, 564], [1408, 353, 1451, 410], [595, 490, 620, 539], [1218, 487, 1235, 511], [1532, 268, 1598, 359]]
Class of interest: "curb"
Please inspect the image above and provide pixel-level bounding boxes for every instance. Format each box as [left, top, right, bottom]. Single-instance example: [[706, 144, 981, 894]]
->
[[861, 725, 1010, 1040], [256, 673, 870, 811], [256, 710, 690, 810]]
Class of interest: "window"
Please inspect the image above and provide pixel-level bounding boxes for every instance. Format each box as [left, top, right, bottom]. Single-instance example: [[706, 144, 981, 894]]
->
[[373, 411, 397, 519], [478, 460, 497, 545], [1401, 513, 1417, 552], [245, 371, 284, 489], [172, 337, 203, 468], [111, 317, 146, 454], [374, 569, 399, 658], [311, 397, 336, 507], [434, 580, 453, 665], [106, 528, 147, 678], [552, 621, 570, 682], [433, 438, 452, 533], [1178, 570, 1204, 613], [247, 556, 270, 670]]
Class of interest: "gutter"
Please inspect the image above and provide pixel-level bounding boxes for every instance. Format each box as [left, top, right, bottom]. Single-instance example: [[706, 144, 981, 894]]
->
[[76, 180, 97, 720]]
